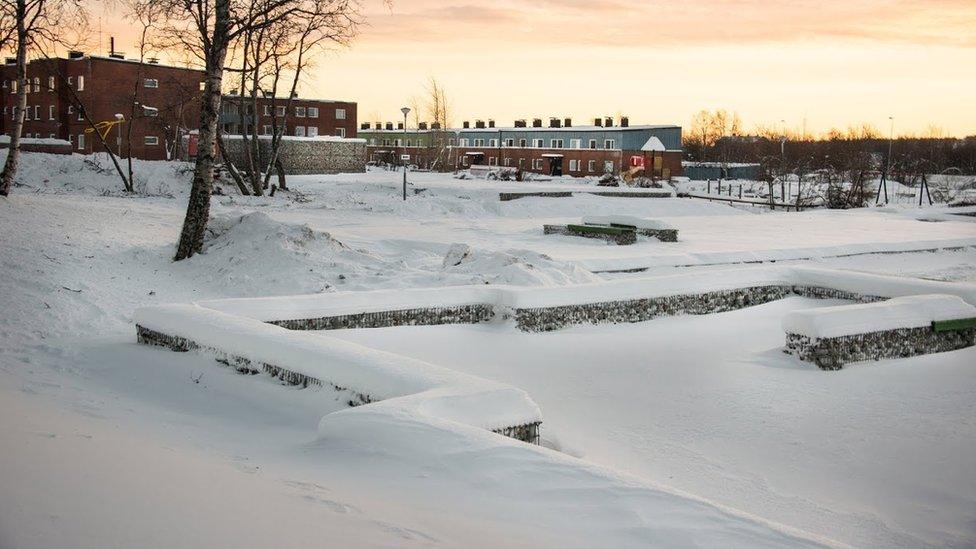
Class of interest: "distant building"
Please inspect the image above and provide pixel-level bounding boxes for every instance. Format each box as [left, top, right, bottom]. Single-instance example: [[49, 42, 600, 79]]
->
[[0, 50, 204, 161], [219, 94, 358, 140], [682, 162, 761, 181], [360, 117, 682, 177]]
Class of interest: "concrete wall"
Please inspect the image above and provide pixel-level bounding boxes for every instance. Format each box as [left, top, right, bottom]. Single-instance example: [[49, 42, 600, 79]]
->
[[219, 136, 366, 175]]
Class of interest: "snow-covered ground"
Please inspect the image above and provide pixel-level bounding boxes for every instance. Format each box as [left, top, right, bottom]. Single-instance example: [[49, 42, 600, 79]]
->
[[2, 153, 975, 547]]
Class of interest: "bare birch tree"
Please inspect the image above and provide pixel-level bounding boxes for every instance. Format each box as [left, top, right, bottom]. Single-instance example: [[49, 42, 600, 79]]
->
[[0, 0, 87, 196]]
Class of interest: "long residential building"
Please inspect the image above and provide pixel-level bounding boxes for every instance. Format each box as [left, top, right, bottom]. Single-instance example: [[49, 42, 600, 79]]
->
[[360, 117, 682, 178], [219, 94, 358, 140], [0, 51, 204, 160]]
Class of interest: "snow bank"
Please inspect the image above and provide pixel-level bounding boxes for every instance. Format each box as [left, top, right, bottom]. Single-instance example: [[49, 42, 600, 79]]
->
[[133, 303, 541, 433], [782, 294, 976, 338]]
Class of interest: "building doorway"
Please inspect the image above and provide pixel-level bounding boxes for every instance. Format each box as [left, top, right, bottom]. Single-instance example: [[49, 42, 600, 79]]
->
[[543, 154, 563, 176]]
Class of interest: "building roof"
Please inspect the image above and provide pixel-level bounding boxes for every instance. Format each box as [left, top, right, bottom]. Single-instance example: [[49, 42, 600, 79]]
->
[[641, 136, 666, 152], [360, 124, 680, 134]]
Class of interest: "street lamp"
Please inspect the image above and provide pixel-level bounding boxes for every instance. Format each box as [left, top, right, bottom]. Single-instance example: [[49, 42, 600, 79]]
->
[[401, 106, 410, 201], [877, 116, 894, 204], [114, 113, 125, 158]]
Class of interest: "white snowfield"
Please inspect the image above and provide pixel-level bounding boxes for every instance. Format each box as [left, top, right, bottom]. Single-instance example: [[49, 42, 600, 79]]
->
[[199, 265, 976, 322], [133, 303, 542, 433], [782, 294, 976, 338]]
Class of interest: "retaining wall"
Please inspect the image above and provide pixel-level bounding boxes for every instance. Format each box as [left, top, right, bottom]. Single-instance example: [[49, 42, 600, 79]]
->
[[785, 327, 976, 370]]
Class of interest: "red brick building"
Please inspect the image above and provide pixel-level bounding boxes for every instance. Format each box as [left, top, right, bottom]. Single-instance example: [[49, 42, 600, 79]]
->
[[219, 94, 357, 140], [0, 51, 204, 161]]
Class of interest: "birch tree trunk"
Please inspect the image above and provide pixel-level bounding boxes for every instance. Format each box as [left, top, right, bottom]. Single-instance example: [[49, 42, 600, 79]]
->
[[0, 0, 28, 197], [174, 0, 231, 260]]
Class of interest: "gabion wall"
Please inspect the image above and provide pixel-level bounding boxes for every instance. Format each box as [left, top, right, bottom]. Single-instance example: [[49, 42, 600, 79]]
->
[[785, 327, 976, 370], [269, 305, 495, 331], [221, 138, 366, 175]]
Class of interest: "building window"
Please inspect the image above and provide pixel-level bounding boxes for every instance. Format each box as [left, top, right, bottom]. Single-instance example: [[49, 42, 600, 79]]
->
[[143, 106, 158, 117], [77, 75, 84, 91], [308, 107, 318, 118], [505, 138, 514, 147], [504, 158, 512, 166], [475, 139, 485, 147], [488, 156, 497, 166], [569, 159, 580, 171], [276, 106, 286, 116], [532, 139, 543, 148], [145, 135, 159, 145], [263, 105, 271, 116], [532, 159, 543, 170], [459, 138, 468, 147], [77, 109, 84, 121], [32, 77, 39, 92], [295, 106, 306, 117], [144, 78, 159, 88], [588, 139, 597, 149], [588, 160, 596, 172], [49, 133, 55, 138], [604, 139, 615, 150], [48, 105, 55, 119], [308, 126, 318, 137], [261, 125, 272, 135], [77, 134, 85, 150], [604, 160, 614, 173], [335, 108, 346, 120], [67, 105, 73, 115], [489, 139, 497, 147], [10, 80, 16, 93], [519, 138, 527, 147], [518, 158, 525, 168], [33, 105, 39, 119], [335, 128, 345, 137], [294, 126, 305, 137], [570, 139, 581, 149], [551, 139, 564, 148], [48, 76, 54, 91]]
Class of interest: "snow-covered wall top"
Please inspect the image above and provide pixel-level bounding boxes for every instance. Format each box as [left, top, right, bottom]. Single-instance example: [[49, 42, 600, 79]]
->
[[199, 266, 976, 322], [581, 215, 676, 230], [134, 304, 541, 433], [782, 294, 976, 338]]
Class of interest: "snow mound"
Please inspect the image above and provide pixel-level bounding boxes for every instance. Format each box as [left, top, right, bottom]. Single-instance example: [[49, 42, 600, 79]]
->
[[2, 150, 193, 196], [440, 243, 601, 286], [186, 212, 390, 296]]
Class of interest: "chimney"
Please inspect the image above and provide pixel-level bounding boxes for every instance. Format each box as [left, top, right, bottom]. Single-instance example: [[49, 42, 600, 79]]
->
[[594, 118, 603, 127], [397, 122, 404, 130], [620, 116, 629, 128], [605, 116, 613, 127], [385, 122, 394, 130], [68, 51, 84, 59], [110, 36, 115, 55], [514, 119, 526, 128], [147, 58, 159, 65], [488, 119, 495, 128], [564, 118, 572, 128], [475, 119, 485, 129], [431, 122, 441, 130], [532, 118, 543, 128], [549, 117, 561, 128], [109, 53, 125, 60], [360, 122, 370, 130], [4, 57, 15, 65], [463, 120, 470, 129], [419, 122, 428, 130], [290, 91, 298, 99], [374, 122, 382, 130]]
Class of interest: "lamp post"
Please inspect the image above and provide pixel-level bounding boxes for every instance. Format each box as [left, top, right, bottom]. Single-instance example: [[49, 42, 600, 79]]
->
[[401, 106, 410, 201], [114, 113, 124, 158]]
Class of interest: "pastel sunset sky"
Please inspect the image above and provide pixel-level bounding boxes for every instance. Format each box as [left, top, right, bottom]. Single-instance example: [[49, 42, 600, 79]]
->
[[96, 0, 976, 136]]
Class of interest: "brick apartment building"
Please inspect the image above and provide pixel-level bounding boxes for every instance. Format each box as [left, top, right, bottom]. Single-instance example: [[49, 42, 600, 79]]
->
[[0, 51, 204, 161], [219, 94, 357, 140], [360, 117, 682, 178]]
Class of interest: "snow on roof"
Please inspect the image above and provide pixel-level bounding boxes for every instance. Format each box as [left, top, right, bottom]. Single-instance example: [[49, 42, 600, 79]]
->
[[641, 136, 666, 152]]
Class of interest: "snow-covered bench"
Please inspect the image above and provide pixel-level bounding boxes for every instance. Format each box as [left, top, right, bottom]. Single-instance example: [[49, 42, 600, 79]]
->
[[543, 223, 638, 245], [783, 294, 976, 370], [581, 215, 678, 242]]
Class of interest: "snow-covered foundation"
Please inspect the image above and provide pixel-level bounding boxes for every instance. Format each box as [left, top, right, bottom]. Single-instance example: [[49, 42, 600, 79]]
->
[[782, 295, 976, 370], [269, 304, 494, 331], [543, 224, 637, 245]]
